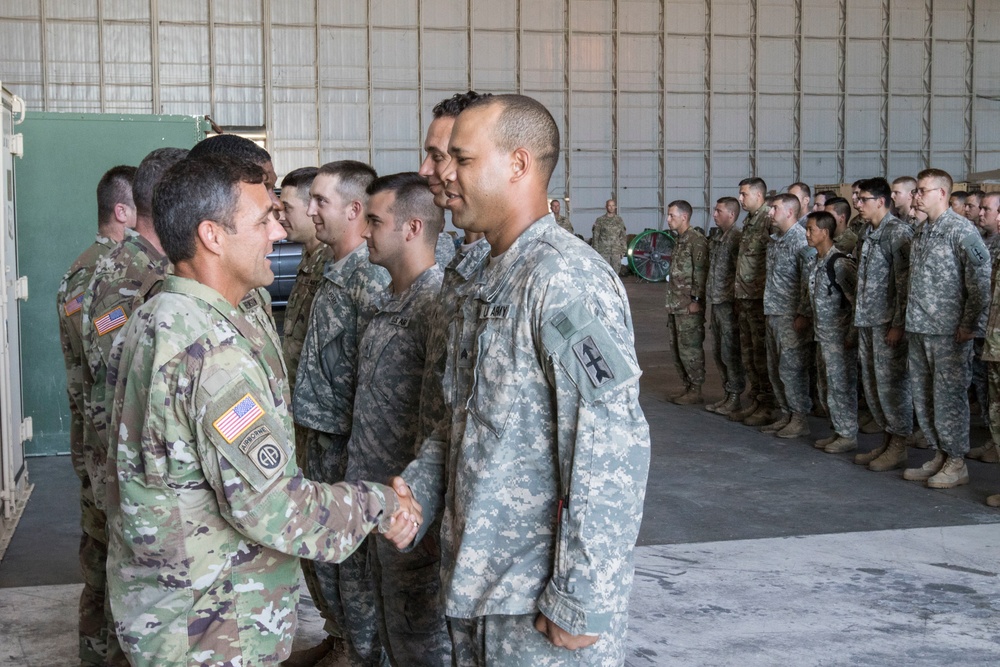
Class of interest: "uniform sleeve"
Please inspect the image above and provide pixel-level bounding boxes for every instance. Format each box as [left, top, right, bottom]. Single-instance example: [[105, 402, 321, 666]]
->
[[796, 248, 816, 317], [958, 228, 992, 335], [195, 358, 399, 563], [535, 284, 650, 636], [692, 235, 709, 301], [889, 225, 913, 329]]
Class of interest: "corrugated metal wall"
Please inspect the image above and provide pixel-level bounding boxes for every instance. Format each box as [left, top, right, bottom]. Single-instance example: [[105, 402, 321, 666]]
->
[[2, 0, 998, 231]]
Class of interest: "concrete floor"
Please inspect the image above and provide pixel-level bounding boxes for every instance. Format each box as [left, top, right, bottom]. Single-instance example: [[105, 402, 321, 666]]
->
[[2, 280, 1000, 666]]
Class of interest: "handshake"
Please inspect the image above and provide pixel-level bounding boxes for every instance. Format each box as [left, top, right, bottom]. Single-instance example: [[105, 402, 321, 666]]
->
[[379, 476, 422, 549]]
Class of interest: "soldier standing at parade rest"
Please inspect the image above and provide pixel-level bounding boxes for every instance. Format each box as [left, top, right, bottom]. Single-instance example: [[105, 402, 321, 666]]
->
[[971, 192, 1000, 466], [705, 197, 745, 415], [393, 94, 650, 665], [663, 200, 709, 405], [104, 154, 419, 667], [551, 198, 574, 234], [903, 169, 991, 488], [592, 198, 627, 270], [56, 165, 136, 667]]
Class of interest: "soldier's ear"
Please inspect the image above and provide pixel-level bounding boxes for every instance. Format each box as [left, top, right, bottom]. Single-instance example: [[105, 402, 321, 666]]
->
[[406, 216, 424, 242], [197, 219, 225, 256], [510, 147, 531, 183]]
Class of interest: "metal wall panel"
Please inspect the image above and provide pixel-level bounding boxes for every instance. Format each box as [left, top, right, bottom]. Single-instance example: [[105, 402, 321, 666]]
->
[[619, 0, 660, 34], [473, 31, 518, 90], [474, 0, 516, 30], [372, 0, 417, 27], [523, 32, 565, 89]]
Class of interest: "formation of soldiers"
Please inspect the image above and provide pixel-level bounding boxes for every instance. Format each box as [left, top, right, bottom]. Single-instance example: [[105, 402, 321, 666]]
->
[[664, 173, 1000, 505], [57, 92, 650, 667]]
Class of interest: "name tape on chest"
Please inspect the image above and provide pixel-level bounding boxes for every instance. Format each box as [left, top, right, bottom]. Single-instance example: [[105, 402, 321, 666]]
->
[[478, 304, 512, 319], [572, 335, 616, 387], [213, 393, 265, 443], [63, 291, 85, 317], [389, 315, 410, 327], [240, 292, 261, 311], [94, 306, 128, 336]]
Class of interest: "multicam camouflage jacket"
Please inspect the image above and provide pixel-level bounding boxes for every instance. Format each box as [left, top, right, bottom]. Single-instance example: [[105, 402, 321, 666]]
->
[[664, 226, 709, 313], [734, 206, 770, 300], [706, 225, 741, 305], [281, 243, 333, 390]]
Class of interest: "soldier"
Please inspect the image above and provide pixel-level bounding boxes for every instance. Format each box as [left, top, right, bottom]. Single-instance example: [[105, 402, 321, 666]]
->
[[812, 190, 835, 213], [592, 198, 627, 270], [824, 197, 859, 255], [949, 189, 968, 215], [761, 193, 815, 438], [705, 197, 745, 415], [964, 190, 984, 226], [891, 176, 919, 225], [396, 94, 650, 665], [903, 169, 990, 488], [292, 160, 390, 666], [788, 182, 811, 226], [56, 165, 136, 667], [663, 200, 709, 404], [730, 177, 776, 426], [850, 178, 915, 470], [803, 211, 859, 453], [103, 153, 418, 667], [969, 191, 1000, 465], [551, 198, 574, 234], [848, 180, 867, 237], [351, 173, 451, 666]]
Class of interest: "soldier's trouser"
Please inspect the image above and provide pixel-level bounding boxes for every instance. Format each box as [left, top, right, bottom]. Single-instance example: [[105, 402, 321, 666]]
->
[[710, 301, 745, 395], [369, 521, 450, 666], [666, 311, 706, 388], [987, 362, 1000, 446], [858, 325, 913, 437], [306, 431, 382, 664], [972, 338, 988, 419], [765, 314, 812, 415], [447, 610, 628, 667], [816, 335, 858, 437], [908, 332, 972, 457], [736, 298, 773, 405], [78, 474, 109, 667]]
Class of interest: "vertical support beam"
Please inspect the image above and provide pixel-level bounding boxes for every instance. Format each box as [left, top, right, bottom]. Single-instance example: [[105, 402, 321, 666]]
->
[[880, 0, 890, 177], [208, 0, 216, 120], [564, 0, 573, 209], [611, 0, 619, 199], [366, 0, 375, 164], [703, 0, 712, 219], [658, 0, 665, 227], [965, 0, 976, 176], [837, 0, 846, 182], [39, 0, 49, 111], [150, 0, 160, 114], [468, 0, 474, 90], [313, 0, 322, 164], [416, 0, 424, 149], [922, 0, 932, 168], [749, 0, 759, 177], [515, 0, 522, 94], [793, 0, 802, 180], [97, 0, 106, 112], [262, 0, 274, 152]]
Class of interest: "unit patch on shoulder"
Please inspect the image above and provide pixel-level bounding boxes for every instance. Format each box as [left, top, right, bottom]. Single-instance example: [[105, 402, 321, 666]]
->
[[238, 425, 285, 480], [213, 393, 265, 443], [94, 306, 128, 336], [63, 291, 85, 317], [572, 335, 615, 387]]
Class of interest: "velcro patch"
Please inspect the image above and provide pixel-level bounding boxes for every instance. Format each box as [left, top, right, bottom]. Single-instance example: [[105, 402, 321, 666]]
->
[[240, 292, 261, 311], [241, 427, 285, 480], [389, 315, 410, 327], [479, 304, 512, 319], [213, 393, 264, 443], [94, 306, 128, 336], [63, 291, 85, 317], [572, 336, 616, 387], [963, 232, 989, 267]]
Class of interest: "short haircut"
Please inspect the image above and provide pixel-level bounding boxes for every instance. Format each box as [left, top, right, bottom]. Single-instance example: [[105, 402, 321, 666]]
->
[[852, 179, 864, 188], [96, 165, 137, 224], [984, 192, 1000, 208], [773, 192, 801, 219], [153, 154, 265, 264], [951, 190, 968, 202], [814, 190, 836, 203], [466, 94, 560, 181], [668, 200, 693, 218], [739, 177, 767, 196], [281, 167, 318, 203], [366, 172, 443, 239], [919, 168, 954, 194], [858, 177, 892, 208], [807, 210, 837, 236], [188, 134, 272, 167], [967, 189, 984, 202], [825, 196, 852, 222], [716, 196, 740, 218], [432, 91, 489, 119], [789, 182, 811, 199], [133, 147, 189, 218], [892, 176, 917, 189], [317, 160, 378, 204]]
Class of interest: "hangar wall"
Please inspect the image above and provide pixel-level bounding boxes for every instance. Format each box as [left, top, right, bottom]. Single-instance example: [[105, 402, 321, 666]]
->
[[1, 0, 998, 231]]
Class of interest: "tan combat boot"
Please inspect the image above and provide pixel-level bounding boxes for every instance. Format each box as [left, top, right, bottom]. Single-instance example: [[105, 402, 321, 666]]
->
[[868, 434, 909, 472], [715, 393, 742, 416], [854, 432, 890, 465], [705, 396, 727, 413], [777, 413, 810, 439], [824, 435, 858, 453], [283, 637, 341, 667], [986, 494, 1000, 508], [902, 450, 946, 481], [975, 443, 1000, 463], [926, 455, 970, 489], [673, 386, 703, 405], [907, 429, 930, 449], [667, 384, 691, 402], [743, 405, 775, 427], [760, 412, 791, 433], [729, 399, 759, 422], [815, 434, 838, 450]]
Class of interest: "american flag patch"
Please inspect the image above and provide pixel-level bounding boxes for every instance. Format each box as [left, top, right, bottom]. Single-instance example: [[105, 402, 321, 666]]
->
[[213, 394, 265, 443], [94, 306, 128, 336], [63, 292, 85, 317]]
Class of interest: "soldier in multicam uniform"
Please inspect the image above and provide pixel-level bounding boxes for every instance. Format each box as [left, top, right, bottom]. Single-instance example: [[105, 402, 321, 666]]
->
[[730, 177, 776, 426], [969, 191, 1000, 465], [761, 193, 816, 439], [103, 153, 418, 667], [822, 197, 858, 256], [550, 198, 574, 234], [396, 94, 650, 665], [802, 211, 859, 453], [849, 178, 915, 471], [348, 173, 451, 666], [56, 165, 136, 667], [705, 197, 745, 415], [663, 200, 709, 405], [592, 198, 627, 270], [903, 169, 991, 489], [292, 160, 391, 666]]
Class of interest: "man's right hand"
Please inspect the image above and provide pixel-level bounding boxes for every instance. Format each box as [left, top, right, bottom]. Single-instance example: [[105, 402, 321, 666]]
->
[[380, 476, 423, 549]]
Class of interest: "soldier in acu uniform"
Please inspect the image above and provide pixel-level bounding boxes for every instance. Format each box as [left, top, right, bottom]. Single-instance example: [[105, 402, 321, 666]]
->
[[971, 192, 1000, 466], [591, 198, 627, 270], [663, 199, 709, 405], [396, 94, 650, 666], [57, 165, 136, 667], [705, 197, 745, 415]]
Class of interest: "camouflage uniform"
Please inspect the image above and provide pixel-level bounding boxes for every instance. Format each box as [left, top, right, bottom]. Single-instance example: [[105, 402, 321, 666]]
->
[[763, 224, 815, 415], [804, 247, 858, 437], [349, 266, 451, 667], [282, 243, 333, 393], [292, 242, 391, 666], [981, 234, 1000, 449], [734, 206, 774, 405], [591, 213, 627, 269], [906, 208, 990, 457], [855, 214, 914, 436], [554, 214, 574, 234], [833, 227, 858, 256], [435, 232, 456, 269], [706, 225, 745, 396], [105, 275, 399, 667], [57, 232, 118, 666], [664, 227, 709, 390], [971, 232, 1000, 419], [403, 215, 650, 665]]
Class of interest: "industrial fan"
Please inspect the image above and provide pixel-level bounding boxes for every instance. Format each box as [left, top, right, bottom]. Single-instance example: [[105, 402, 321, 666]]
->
[[627, 229, 675, 282]]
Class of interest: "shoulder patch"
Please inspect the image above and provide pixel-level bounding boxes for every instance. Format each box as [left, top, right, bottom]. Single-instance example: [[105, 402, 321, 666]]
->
[[213, 393, 265, 443], [94, 306, 128, 336], [63, 291, 85, 317], [572, 336, 616, 387], [962, 232, 989, 267], [237, 425, 285, 480]]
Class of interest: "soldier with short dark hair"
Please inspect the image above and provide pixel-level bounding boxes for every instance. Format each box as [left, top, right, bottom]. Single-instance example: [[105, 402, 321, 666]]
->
[[705, 197, 745, 415]]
